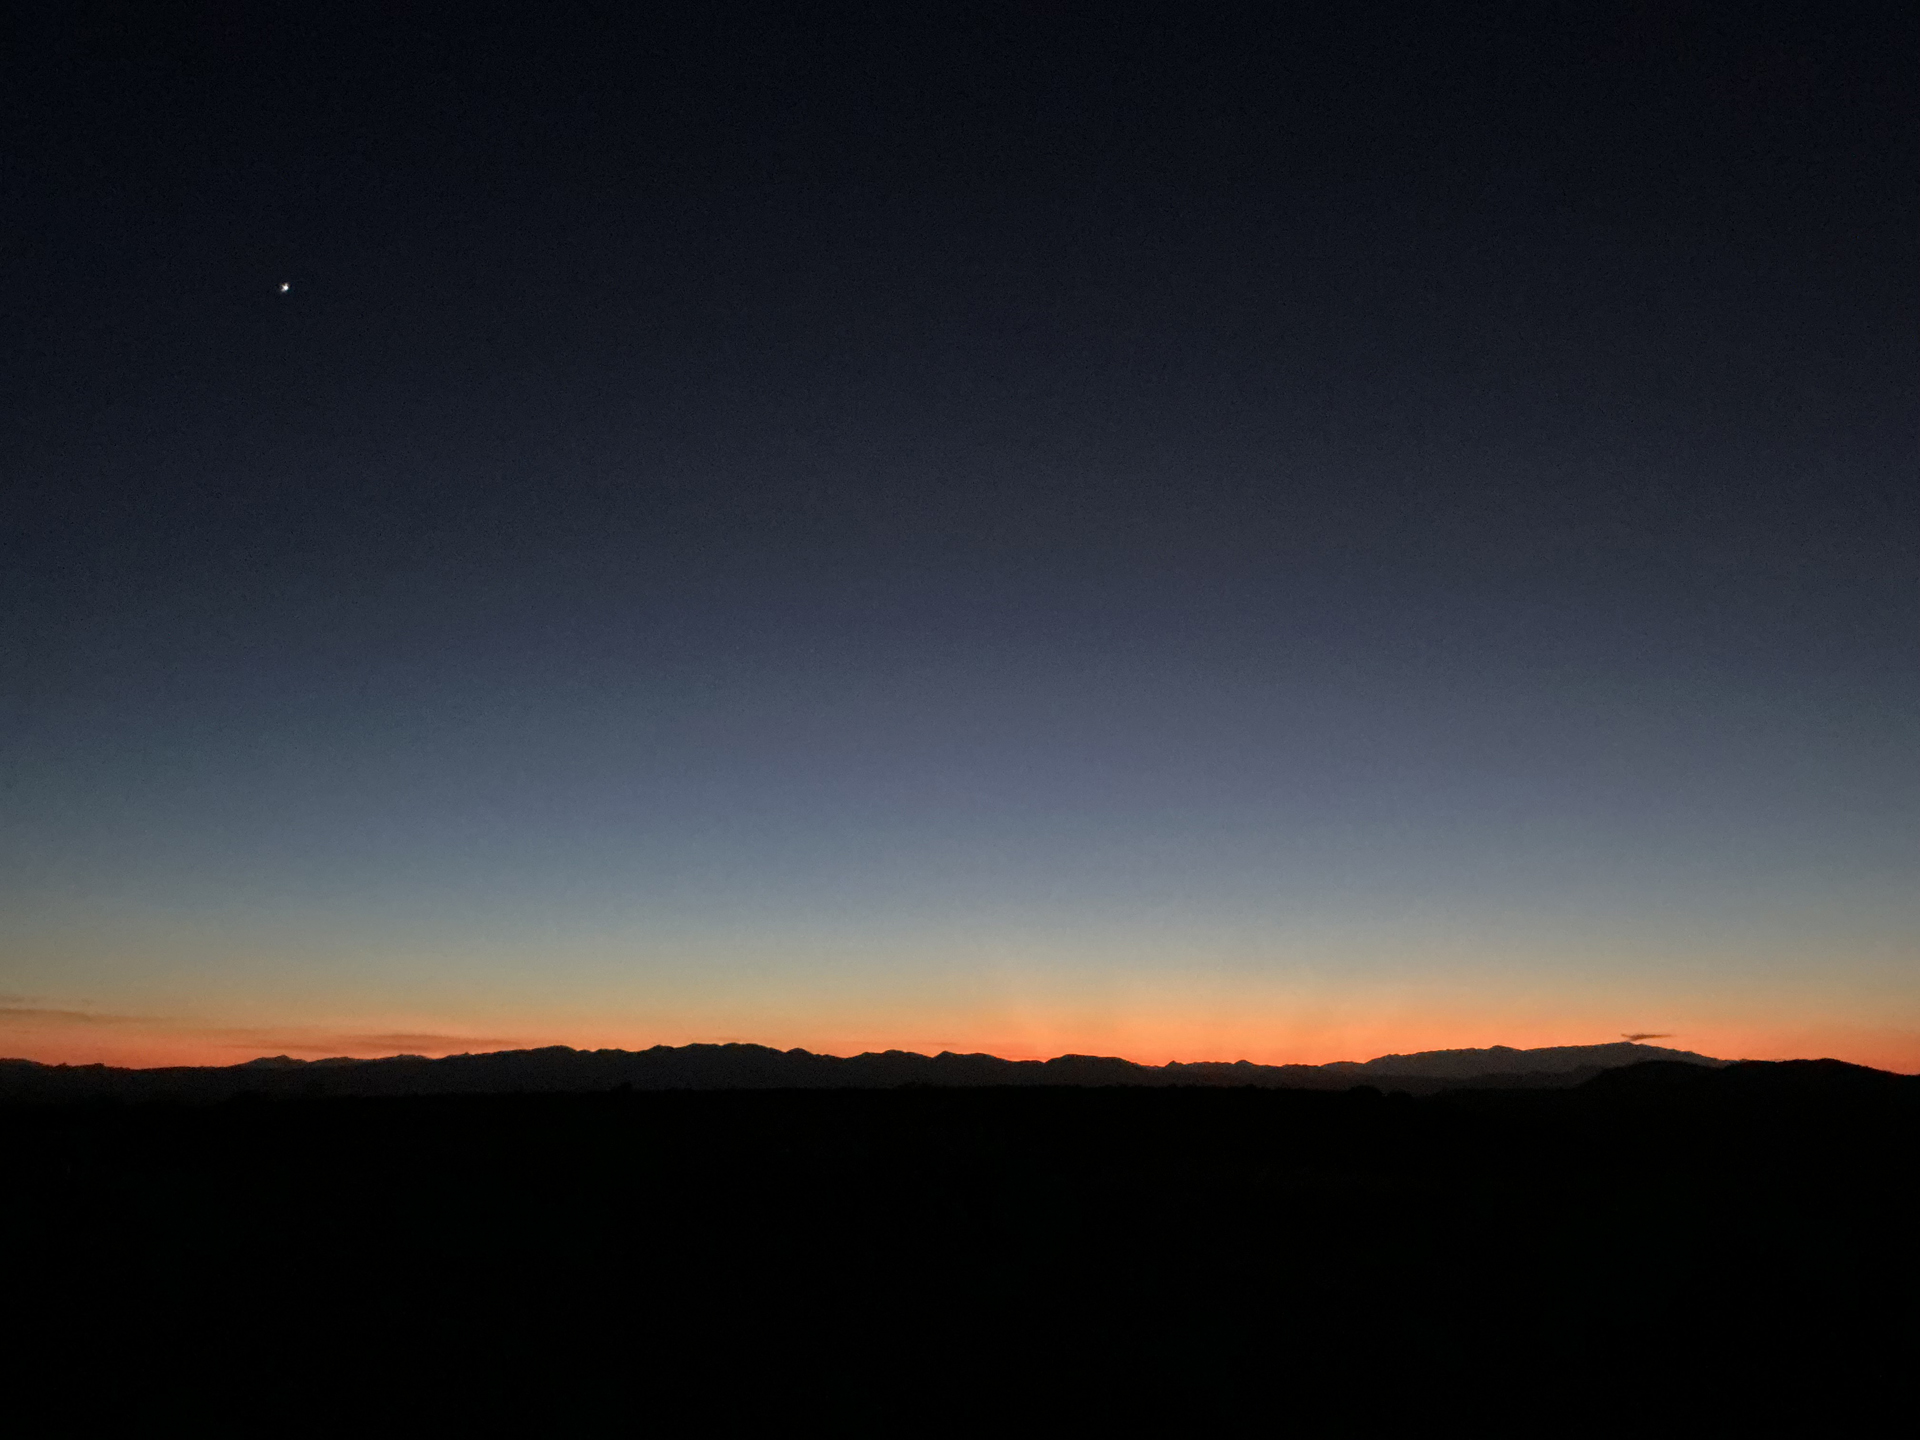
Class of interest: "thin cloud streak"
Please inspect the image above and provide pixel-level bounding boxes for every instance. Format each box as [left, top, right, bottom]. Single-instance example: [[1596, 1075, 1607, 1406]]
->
[[0, 1007, 530, 1066], [0, 1005, 151, 1027]]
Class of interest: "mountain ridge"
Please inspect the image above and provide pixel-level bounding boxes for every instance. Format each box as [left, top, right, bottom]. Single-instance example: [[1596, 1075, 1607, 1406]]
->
[[0, 1039, 1738, 1101]]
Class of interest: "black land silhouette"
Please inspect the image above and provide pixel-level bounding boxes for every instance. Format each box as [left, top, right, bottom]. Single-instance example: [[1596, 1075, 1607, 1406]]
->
[[3, 1046, 1913, 1418], [0, 1037, 1724, 1101]]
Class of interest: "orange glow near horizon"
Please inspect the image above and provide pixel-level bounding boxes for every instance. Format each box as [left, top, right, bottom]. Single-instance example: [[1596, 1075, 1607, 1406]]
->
[[7, 1006, 1917, 1075]]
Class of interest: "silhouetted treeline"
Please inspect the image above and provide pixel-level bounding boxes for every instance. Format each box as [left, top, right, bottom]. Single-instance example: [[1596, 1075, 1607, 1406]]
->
[[5, 1060, 1912, 1417]]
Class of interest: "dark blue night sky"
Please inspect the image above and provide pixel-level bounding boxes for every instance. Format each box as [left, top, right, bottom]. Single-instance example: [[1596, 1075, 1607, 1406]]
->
[[3, 4, 1914, 1067]]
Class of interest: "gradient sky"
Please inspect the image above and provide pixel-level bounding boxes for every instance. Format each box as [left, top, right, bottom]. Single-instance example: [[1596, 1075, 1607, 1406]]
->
[[4, 4, 1916, 1070]]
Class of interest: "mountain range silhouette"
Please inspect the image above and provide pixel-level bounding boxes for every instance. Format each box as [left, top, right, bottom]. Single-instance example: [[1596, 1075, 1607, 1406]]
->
[[5, 1037, 1911, 1412], [0, 1038, 1730, 1101]]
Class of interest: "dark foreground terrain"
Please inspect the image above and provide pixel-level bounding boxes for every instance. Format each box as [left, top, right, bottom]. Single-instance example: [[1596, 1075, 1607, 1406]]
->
[[7, 1059, 1913, 1416]]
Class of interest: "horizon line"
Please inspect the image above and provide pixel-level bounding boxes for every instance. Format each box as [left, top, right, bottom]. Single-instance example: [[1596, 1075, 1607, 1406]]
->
[[3, 1035, 1733, 1075]]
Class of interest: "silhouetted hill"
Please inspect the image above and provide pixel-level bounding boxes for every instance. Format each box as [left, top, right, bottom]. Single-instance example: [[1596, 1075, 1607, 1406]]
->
[[3, 1049, 1913, 1413], [0, 1038, 1734, 1102], [1331, 1040, 1726, 1078]]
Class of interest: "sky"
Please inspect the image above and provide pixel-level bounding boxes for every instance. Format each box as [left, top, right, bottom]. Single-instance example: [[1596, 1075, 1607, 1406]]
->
[[3, 3, 1916, 1070]]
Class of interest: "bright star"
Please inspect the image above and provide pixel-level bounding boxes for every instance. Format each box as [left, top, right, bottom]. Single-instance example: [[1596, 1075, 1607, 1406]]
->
[[279, 282, 291, 293]]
